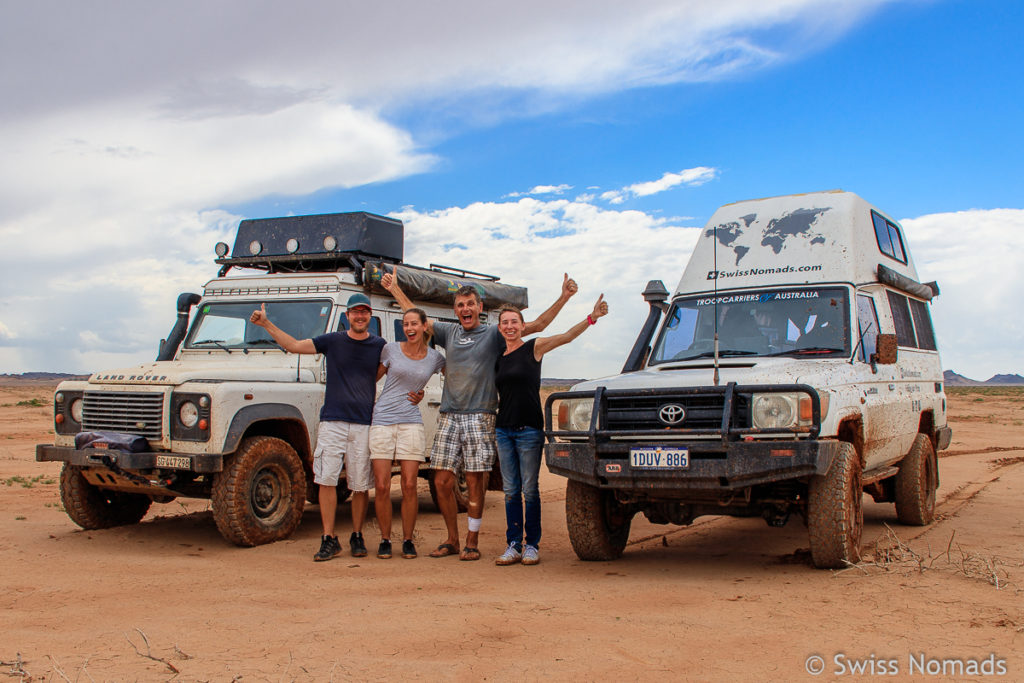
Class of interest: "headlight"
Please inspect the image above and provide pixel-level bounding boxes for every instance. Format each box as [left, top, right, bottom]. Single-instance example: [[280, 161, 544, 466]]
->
[[558, 397, 595, 431], [70, 398, 83, 423], [179, 401, 199, 428], [751, 392, 826, 429]]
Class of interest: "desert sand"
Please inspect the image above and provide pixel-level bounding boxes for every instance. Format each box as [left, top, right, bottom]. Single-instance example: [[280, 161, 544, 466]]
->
[[1, 380, 1022, 681]]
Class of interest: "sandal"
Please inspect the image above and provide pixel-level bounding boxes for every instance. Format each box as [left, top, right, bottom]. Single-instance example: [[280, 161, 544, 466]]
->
[[429, 543, 459, 558], [459, 547, 481, 561]]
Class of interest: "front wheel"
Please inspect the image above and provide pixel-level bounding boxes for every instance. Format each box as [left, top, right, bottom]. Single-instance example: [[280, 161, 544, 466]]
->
[[807, 442, 863, 569], [565, 479, 633, 561], [212, 436, 306, 547], [59, 463, 152, 529], [894, 434, 938, 525]]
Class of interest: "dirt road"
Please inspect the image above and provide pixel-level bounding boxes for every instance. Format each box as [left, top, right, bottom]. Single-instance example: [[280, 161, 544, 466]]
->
[[1, 381, 1022, 681]]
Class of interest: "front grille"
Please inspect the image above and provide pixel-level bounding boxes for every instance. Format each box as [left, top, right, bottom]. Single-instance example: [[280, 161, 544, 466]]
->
[[605, 393, 749, 431], [82, 391, 164, 439]]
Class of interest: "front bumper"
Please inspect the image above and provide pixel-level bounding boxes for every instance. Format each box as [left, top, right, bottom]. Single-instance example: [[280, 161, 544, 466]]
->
[[36, 445, 223, 473], [545, 439, 841, 492]]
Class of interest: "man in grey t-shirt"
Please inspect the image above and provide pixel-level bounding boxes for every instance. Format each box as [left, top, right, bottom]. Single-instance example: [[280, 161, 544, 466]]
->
[[382, 270, 577, 560]]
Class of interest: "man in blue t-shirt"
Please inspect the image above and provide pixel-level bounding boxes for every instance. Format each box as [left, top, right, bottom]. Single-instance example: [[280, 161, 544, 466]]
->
[[251, 293, 385, 562]]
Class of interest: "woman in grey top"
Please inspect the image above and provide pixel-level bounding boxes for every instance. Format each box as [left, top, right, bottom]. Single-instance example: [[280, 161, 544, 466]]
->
[[370, 308, 445, 559]]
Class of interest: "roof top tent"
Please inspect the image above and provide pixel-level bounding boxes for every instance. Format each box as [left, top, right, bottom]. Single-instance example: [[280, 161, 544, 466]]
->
[[214, 211, 529, 309], [678, 190, 938, 301]]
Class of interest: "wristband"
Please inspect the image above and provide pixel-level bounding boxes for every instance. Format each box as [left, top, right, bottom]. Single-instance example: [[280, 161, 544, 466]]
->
[[587, 315, 596, 326]]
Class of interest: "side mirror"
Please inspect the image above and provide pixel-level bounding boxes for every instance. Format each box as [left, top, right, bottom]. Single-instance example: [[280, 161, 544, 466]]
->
[[870, 334, 898, 366]]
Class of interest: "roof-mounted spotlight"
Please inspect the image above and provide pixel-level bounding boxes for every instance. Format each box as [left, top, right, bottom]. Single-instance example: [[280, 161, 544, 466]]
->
[[249, 240, 263, 255], [215, 242, 230, 257], [286, 238, 300, 254], [323, 235, 337, 251]]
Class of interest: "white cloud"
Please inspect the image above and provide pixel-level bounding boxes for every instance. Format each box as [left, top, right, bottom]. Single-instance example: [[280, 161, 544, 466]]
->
[[626, 167, 718, 196], [901, 208, 1024, 381], [0, 0, 910, 374], [506, 184, 573, 198], [394, 199, 702, 379]]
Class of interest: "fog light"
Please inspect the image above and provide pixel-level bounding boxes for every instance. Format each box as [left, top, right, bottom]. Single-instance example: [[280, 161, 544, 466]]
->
[[324, 235, 337, 251], [249, 240, 263, 255], [215, 242, 230, 257], [286, 238, 299, 253]]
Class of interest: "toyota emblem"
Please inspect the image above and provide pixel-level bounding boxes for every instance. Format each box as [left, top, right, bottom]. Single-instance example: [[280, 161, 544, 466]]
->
[[658, 403, 686, 425]]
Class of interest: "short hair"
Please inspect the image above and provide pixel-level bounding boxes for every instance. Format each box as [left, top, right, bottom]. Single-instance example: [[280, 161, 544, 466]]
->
[[402, 307, 432, 341], [497, 304, 524, 323], [454, 285, 481, 304]]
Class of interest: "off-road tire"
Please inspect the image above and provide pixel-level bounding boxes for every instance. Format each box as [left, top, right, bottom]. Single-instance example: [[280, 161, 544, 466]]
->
[[59, 463, 151, 529], [565, 479, 633, 561], [894, 433, 937, 525], [428, 467, 482, 513], [807, 442, 863, 569], [212, 436, 306, 547]]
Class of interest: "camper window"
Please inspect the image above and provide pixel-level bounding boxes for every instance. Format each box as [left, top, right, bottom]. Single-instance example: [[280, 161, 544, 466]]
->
[[872, 211, 907, 264], [909, 299, 937, 351], [886, 291, 917, 347]]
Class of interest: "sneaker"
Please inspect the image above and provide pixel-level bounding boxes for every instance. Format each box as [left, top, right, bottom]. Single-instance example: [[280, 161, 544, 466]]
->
[[401, 539, 417, 559], [377, 539, 392, 559], [495, 543, 522, 566], [522, 545, 540, 566], [349, 532, 367, 558], [313, 535, 341, 562]]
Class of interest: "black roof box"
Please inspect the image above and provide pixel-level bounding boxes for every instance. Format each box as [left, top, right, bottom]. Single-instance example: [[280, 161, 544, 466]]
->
[[216, 212, 403, 274]]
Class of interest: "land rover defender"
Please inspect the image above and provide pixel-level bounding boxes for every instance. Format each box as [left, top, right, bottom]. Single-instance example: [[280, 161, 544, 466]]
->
[[38, 212, 526, 546]]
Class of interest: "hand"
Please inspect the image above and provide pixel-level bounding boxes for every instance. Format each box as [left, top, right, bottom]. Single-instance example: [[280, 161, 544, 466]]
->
[[249, 303, 268, 327], [407, 389, 425, 405], [381, 269, 399, 294], [561, 273, 578, 299], [591, 294, 608, 321]]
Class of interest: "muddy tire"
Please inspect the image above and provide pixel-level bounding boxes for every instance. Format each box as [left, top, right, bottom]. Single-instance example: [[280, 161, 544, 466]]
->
[[565, 479, 633, 561], [59, 463, 151, 529], [807, 442, 863, 569], [895, 433, 938, 525], [428, 467, 481, 513], [212, 436, 306, 547]]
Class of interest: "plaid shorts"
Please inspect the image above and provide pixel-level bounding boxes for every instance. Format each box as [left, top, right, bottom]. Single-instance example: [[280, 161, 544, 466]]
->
[[430, 412, 497, 473]]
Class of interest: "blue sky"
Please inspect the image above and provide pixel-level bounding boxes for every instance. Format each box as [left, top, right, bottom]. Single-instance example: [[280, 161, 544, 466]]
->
[[1, 0, 1021, 380]]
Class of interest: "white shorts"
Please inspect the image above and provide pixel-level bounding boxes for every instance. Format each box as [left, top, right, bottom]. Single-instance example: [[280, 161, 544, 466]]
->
[[313, 421, 371, 491], [369, 423, 427, 463]]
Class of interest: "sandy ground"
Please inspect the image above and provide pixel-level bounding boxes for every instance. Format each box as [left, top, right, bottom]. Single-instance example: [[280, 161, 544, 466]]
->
[[1, 380, 1022, 681]]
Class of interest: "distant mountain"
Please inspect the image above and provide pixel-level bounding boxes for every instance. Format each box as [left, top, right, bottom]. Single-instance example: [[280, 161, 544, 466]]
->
[[943, 370, 980, 385], [541, 378, 586, 388], [944, 370, 1024, 386], [0, 372, 90, 380], [984, 373, 1024, 385]]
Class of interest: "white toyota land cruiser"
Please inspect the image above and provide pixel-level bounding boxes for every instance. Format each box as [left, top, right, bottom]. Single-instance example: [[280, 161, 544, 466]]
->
[[545, 190, 951, 568], [38, 212, 525, 546]]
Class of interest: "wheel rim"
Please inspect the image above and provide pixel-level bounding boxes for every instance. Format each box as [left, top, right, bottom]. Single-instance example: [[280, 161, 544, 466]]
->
[[250, 465, 288, 522]]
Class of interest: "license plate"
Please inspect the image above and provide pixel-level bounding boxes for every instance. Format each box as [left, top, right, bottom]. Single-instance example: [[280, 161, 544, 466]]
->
[[155, 455, 191, 469], [629, 446, 689, 469]]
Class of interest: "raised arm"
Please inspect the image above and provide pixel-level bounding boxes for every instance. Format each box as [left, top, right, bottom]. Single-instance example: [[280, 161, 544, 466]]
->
[[249, 304, 317, 354], [523, 273, 578, 336], [533, 294, 608, 359], [381, 268, 434, 335]]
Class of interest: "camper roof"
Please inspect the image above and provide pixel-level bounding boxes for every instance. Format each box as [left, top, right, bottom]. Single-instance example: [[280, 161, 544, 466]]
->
[[676, 190, 931, 297]]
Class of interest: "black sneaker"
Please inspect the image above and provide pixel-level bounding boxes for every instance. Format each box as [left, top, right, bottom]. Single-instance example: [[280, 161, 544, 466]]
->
[[349, 532, 367, 558], [377, 539, 392, 559], [313, 535, 341, 562], [402, 539, 417, 559]]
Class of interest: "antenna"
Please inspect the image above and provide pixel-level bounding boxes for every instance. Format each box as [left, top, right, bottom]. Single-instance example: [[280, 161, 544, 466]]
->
[[713, 224, 720, 386]]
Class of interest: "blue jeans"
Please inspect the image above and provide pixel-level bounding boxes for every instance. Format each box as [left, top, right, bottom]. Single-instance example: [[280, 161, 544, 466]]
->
[[495, 426, 544, 549]]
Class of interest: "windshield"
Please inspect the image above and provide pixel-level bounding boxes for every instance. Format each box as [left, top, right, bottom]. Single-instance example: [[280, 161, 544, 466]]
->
[[649, 287, 851, 365], [185, 299, 333, 350]]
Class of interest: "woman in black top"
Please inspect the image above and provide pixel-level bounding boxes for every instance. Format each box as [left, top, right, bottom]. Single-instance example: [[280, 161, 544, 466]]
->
[[494, 295, 608, 566]]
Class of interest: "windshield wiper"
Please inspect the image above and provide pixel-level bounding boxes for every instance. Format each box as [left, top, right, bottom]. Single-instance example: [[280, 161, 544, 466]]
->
[[673, 349, 760, 361], [192, 339, 233, 353], [246, 339, 281, 348], [765, 347, 844, 356]]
